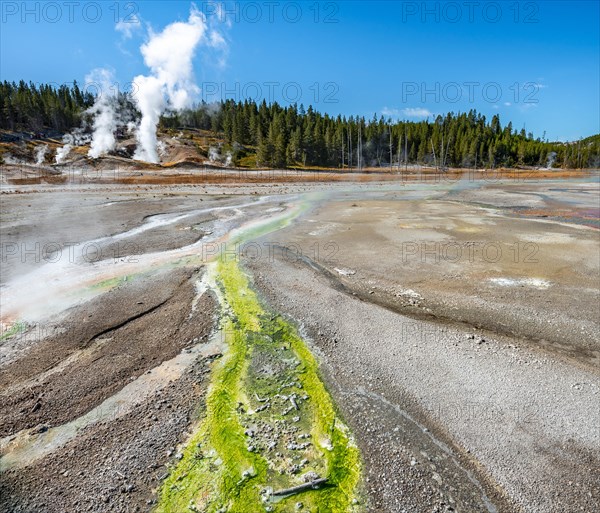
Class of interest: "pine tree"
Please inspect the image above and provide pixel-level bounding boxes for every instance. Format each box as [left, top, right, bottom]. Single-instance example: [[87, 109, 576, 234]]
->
[[256, 128, 274, 167]]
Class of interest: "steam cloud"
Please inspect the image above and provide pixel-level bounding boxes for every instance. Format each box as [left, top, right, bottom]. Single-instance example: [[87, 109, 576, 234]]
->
[[87, 69, 118, 159], [55, 131, 90, 164], [132, 8, 207, 163], [208, 144, 233, 167], [35, 145, 48, 165], [546, 151, 557, 169], [76, 5, 228, 164], [55, 144, 72, 164], [208, 145, 220, 162]]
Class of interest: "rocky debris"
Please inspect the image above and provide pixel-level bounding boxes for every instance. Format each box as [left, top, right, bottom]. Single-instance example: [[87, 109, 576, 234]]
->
[[0, 354, 215, 513], [247, 258, 525, 513], [0, 269, 216, 438]]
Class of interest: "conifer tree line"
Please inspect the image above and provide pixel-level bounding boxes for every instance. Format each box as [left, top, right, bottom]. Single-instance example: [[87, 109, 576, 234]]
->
[[2, 81, 598, 169], [0, 80, 94, 133], [173, 100, 599, 169]]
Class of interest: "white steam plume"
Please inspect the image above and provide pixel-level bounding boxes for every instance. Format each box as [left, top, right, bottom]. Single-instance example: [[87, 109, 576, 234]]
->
[[208, 145, 220, 162], [132, 8, 207, 163], [55, 131, 89, 164], [86, 68, 118, 159], [35, 145, 48, 165], [55, 144, 72, 164]]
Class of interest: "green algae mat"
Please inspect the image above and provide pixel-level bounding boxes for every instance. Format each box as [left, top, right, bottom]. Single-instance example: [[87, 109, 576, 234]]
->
[[155, 257, 362, 513]]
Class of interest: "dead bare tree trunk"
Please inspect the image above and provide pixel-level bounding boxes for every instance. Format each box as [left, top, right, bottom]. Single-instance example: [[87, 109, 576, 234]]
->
[[389, 129, 392, 172], [341, 127, 344, 169], [405, 132, 408, 173], [358, 123, 362, 171], [272, 478, 329, 497], [348, 124, 352, 170]]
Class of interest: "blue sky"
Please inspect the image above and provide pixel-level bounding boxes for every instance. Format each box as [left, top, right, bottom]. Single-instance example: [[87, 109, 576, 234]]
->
[[1, 1, 598, 141]]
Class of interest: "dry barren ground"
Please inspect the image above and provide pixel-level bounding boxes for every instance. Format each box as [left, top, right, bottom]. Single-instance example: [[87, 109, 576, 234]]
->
[[0, 176, 598, 513]]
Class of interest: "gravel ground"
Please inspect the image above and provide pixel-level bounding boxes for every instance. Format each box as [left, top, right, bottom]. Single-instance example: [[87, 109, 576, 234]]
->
[[0, 352, 219, 513], [1, 179, 598, 513], [247, 254, 600, 513]]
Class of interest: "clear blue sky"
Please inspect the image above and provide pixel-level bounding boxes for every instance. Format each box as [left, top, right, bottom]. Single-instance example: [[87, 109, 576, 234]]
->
[[1, 1, 598, 141]]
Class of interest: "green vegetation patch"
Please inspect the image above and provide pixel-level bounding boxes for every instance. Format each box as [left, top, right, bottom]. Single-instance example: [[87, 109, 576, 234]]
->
[[0, 320, 28, 342], [89, 275, 130, 291], [155, 258, 361, 513]]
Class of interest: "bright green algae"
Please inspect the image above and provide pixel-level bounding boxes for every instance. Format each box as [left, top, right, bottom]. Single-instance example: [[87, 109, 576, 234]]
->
[[0, 321, 27, 341], [155, 257, 361, 513]]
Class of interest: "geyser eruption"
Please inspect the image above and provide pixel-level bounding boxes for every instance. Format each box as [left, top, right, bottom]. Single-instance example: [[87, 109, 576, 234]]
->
[[87, 68, 118, 159], [75, 6, 226, 163], [132, 8, 207, 163]]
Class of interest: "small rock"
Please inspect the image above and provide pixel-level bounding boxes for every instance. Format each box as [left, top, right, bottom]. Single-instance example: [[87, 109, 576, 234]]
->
[[303, 471, 320, 482]]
